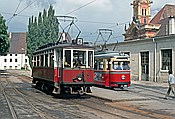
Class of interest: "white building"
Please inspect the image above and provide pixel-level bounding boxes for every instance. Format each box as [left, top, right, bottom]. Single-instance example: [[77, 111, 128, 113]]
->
[[0, 32, 31, 70]]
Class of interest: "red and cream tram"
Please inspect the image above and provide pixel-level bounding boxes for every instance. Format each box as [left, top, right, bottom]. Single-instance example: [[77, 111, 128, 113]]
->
[[32, 40, 94, 95], [94, 51, 130, 89]]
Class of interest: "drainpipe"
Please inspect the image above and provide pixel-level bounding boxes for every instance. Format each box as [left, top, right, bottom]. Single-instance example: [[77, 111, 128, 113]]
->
[[152, 37, 157, 82]]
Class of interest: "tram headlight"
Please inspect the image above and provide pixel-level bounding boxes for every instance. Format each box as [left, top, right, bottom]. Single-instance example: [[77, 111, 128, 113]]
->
[[121, 75, 125, 80], [77, 77, 82, 81]]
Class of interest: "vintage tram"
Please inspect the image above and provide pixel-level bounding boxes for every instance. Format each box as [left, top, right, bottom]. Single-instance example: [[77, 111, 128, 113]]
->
[[94, 51, 130, 89], [32, 39, 94, 95]]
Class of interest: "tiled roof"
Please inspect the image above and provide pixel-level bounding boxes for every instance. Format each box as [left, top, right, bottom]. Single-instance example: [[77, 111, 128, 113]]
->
[[9, 32, 26, 54], [150, 4, 175, 24]]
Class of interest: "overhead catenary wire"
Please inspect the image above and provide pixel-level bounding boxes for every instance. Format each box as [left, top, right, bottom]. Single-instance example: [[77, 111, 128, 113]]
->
[[1, 12, 30, 17], [13, 0, 23, 16], [65, 0, 97, 15], [17, 0, 38, 16], [7, 0, 38, 24], [2, 12, 128, 28], [7, 0, 23, 24], [78, 20, 118, 25]]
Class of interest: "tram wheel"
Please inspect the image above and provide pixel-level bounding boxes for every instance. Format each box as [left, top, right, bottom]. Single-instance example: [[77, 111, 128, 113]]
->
[[36, 82, 43, 90]]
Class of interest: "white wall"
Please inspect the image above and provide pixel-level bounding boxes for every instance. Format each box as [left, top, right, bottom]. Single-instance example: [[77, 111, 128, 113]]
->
[[0, 53, 31, 70]]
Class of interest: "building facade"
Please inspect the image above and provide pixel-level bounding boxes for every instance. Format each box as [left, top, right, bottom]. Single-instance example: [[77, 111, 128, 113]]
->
[[0, 32, 31, 70], [107, 35, 175, 82], [106, 2, 175, 82]]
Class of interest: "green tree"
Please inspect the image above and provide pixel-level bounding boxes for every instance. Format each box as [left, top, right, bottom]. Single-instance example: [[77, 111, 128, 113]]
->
[[26, 5, 59, 67], [0, 14, 9, 55]]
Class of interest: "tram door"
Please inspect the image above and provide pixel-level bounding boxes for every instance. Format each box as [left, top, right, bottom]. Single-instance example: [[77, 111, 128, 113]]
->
[[140, 52, 149, 81]]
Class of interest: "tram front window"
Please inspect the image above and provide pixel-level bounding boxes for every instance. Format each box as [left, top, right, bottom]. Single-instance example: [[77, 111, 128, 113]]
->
[[113, 61, 130, 70], [73, 50, 86, 68], [88, 51, 93, 68]]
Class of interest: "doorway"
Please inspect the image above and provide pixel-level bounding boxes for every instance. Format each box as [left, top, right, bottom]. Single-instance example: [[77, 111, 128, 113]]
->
[[140, 52, 149, 81]]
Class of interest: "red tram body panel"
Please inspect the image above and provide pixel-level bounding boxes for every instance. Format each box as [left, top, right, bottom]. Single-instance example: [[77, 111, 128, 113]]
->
[[62, 69, 94, 84], [94, 51, 131, 88]]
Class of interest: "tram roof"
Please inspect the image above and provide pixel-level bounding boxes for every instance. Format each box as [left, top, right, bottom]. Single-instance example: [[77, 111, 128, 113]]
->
[[95, 51, 129, 59], [33, 42, 94, 54]]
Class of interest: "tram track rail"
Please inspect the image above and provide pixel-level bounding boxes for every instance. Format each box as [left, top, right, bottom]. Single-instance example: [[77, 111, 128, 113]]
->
[[0, 72, 54, 119], [2, 72, 92, 119], [0, 73, 18, 119]]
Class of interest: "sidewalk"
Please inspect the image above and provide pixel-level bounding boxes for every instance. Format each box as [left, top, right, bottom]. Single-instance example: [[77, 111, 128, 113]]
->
[[89, 80, 168, 102], [89, 86, 149, 102], [131, 80, 167, 88]]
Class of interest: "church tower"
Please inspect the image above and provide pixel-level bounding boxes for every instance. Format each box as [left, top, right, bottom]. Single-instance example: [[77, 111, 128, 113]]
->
[[132, 0, 152, 25], [123, 0, 160, 41]]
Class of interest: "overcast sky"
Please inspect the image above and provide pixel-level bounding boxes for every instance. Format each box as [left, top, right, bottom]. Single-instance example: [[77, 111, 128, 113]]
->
[[0, 0, 174, 43]]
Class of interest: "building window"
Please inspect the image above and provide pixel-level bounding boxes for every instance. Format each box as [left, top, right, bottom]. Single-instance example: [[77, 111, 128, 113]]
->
[[15, 66, 17, 69], [4, 59, 7, 62], [161, 49, 172, 71], [9, 66, 12, 69], [25, 59, 27, 63], [10, 59, 12, 62], [4, 66, 7, 70], [15, 59, 17, 62], [10, 54, 12, 56], [15, 54, 17, 56], [144, 18, 146, 24], [142, 9, 144, 16]]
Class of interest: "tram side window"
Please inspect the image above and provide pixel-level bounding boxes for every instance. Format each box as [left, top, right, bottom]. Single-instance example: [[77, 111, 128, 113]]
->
[[45, 54, 48, 67], [64, 50, 71, 68], [88, 51, 93, 68], [94, 60, 98, 70], [50, 53, 54, 67], [37, 56, 40, 66], [41, 55, 44, 66], [99, 59, 103, 70], [33, 56, 36, 67], [113, 61, 130, 70]]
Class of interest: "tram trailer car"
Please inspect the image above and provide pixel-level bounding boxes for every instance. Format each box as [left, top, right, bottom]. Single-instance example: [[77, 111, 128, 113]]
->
[[94, 51, 130, 89], [32, 42, 94, 95]]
